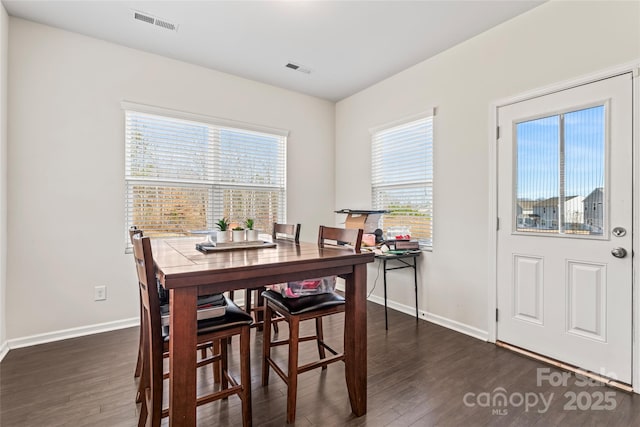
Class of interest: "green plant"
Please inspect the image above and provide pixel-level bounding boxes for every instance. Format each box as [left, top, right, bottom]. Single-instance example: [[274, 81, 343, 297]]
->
[[215, 217, 230, 231], [232, 226, 244, 231], [245, 218, 255, 230]]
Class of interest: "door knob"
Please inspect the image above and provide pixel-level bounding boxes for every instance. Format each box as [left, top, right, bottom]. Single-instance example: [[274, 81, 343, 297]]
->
[[611, 247, 627, 258]]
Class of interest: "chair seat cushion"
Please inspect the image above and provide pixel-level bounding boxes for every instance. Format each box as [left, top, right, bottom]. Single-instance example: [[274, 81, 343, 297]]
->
[[162, 296, 253, 340], [261, 289, 345, 315]]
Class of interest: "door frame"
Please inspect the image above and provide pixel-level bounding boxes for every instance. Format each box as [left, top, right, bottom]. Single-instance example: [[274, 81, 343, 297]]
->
[[488, 61, 640, 392]]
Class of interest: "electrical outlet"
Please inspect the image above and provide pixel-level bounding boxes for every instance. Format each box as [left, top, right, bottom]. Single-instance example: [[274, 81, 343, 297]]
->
[[94, 285, 107, 301]]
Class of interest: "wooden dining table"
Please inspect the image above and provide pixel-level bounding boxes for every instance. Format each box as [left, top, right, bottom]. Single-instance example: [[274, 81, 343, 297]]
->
[[151, 236, 375, 426]]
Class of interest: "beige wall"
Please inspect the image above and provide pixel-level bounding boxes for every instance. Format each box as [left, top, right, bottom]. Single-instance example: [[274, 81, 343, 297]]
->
[[0, 3, 8, 351], [6, 18, 335, 341], [336, 0, 640, 336]]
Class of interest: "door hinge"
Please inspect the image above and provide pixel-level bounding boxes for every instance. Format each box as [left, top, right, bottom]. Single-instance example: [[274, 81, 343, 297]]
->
[[496, 126, 500, 139], [496, 308, 499, 322], [497, 217, 500, 230]]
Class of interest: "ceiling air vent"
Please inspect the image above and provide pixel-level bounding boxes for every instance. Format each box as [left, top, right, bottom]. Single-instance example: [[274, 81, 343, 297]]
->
[[133, 10, 179, 32], [285, 62, 312, 74], [134, 12, 154, 25], [155, 19, 176, 31]]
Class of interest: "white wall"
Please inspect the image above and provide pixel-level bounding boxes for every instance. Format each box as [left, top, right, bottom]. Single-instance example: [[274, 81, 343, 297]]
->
[[336, 0, 640, 337], [0, 3, 8, 356], [6, 18, 335, 341]]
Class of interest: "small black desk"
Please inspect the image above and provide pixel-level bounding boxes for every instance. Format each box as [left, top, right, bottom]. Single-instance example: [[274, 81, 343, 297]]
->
[[375, 251, 421, 330]]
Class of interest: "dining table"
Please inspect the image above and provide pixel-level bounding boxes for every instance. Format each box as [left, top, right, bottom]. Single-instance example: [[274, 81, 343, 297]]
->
[[151, 235, 375, 426]]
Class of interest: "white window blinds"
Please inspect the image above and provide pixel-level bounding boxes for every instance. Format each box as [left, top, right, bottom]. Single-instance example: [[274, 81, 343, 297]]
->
[[371, 114, 433, 248], [124, 107, 286, 245]]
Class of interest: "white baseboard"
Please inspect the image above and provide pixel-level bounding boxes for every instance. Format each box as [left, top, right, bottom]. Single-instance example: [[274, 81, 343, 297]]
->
[[1, 293, 488, 355], [0, 340, 8, 362], [6, 317, 139, 350], [366, 293, 489, 342], [1, 293, 250, 355], [423, 311, 489, 342]]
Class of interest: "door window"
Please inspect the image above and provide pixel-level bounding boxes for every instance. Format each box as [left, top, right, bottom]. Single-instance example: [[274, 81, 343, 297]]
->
[[515, 105, 605, 236]]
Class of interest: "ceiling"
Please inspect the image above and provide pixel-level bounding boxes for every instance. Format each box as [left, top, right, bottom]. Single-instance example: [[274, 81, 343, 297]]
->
[[2, 0, 545, 102]]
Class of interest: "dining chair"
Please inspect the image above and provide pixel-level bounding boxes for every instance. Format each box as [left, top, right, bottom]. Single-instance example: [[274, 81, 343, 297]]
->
[[130, 226, 145, 383], [261, 225, 363, 424], [272, 222, 301, 243], [132, 233, 253, 427], [129, 226, 223, 401], [233, 223, 301, 331]]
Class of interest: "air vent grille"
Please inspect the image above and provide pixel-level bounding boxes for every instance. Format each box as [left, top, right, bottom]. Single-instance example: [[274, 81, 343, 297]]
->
[[134, 12, 154, 25], [132, 10, 179, 32], [155, 19, 176, 31], [285, 62, 312, 74]]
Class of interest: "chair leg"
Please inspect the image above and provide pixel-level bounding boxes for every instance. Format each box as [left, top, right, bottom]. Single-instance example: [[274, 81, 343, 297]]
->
[[315, 317, 327, 370], [221, 337, 229, 394], [242, 289, 251, 314], [273, 314, 279, 334], [213, 339, 221, 383], [136, 372, 145, 404], [138, 339, 149, 427], [137, 392, 148, 427], [240, 326, 252, 427], [286, 316, 300, 424], [227, 290, 236, 346], [136, 313, 147, 403], [254, 289, 264, 331], [262, 303, 273, 386], [135, 300, 144, 378]]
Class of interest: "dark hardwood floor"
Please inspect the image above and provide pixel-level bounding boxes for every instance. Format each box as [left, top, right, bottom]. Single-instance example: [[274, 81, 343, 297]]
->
[[2, 301, 639, 426]]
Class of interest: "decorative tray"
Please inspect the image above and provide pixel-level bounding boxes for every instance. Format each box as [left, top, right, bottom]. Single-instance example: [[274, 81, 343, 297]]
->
[[195, 240, 276, 253]]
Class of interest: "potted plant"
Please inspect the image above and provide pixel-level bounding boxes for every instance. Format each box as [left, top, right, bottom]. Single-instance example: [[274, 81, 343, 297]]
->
[[245, 218, 259, 241], [215, 217, 230, 243], [232, 226, 246, 242]]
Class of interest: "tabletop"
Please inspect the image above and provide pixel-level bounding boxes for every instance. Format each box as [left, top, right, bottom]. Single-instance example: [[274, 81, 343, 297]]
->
[[152, 237, 374, 290]]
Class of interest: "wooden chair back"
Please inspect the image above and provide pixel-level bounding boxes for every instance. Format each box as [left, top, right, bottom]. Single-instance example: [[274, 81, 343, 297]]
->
[[130, 225, 145, 382], [317, 226, 363, 253], [131, 233, 164, 423], [272, 223, 301, 243]]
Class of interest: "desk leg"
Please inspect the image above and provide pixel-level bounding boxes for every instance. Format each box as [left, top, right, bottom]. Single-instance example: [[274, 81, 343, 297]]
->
[[169, 287, 198, 426], [414, 257, 419, 323], [383, 259, 389, 330], [344, 263, 367, 416]]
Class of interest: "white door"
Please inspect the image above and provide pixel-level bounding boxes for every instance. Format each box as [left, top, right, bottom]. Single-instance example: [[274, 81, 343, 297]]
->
[[497, 73, 633, 384]]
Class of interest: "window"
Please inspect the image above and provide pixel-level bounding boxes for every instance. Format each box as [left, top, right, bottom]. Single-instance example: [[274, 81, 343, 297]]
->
[[124, 104, 287, 247], [371, 112, 434, 248], [515, 105, 605, 235]]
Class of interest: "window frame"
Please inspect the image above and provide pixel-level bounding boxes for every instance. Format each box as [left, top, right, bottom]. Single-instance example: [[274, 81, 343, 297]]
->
[[122, 101, 288, 250], [370, 109, 435, 249]]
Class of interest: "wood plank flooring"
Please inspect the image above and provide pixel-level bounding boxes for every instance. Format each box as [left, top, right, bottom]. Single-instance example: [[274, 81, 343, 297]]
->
[[1, 302, 639, 426]]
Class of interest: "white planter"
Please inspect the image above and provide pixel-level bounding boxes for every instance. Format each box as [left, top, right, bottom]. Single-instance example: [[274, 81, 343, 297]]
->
[[232, 230, 246, 242], [246, 229, 259, 241], [217, 230, 231, 243]]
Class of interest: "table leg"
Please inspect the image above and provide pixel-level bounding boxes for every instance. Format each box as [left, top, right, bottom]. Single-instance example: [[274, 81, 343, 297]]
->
[[344, 263, 367, 416], [383, 259, 389, 330], [169, 287, 198, 426]]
